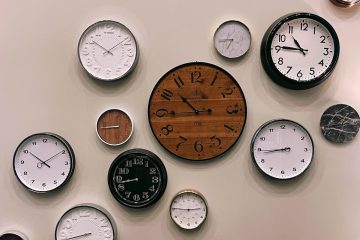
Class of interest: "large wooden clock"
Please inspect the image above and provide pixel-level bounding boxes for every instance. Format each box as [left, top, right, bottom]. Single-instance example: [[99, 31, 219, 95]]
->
[[148, 62, 247, 160]]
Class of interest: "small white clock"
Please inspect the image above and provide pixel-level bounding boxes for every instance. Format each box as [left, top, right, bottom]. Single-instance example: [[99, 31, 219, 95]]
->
[[78, 20, 139, 81], [170, 190, 208, 230], [251, 119, 314, 180], [55, 204, 116, 240], [214, 20, 251, 59], [13, 133, 75, 193]]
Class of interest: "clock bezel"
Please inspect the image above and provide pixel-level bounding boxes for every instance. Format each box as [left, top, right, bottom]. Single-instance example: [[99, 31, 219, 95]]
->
[[260, 12, 340, 90]]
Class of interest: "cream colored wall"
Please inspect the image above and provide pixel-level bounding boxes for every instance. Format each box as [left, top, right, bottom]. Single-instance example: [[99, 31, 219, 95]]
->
[[1, 0, 360, 239]]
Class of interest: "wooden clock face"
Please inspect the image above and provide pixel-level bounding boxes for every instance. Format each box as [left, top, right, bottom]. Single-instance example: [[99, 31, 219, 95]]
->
[[148, 62, 247, 160]]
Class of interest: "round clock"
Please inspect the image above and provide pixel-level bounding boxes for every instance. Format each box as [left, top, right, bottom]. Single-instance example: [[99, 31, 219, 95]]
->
[[260, 12, 340, 90], [96, 109, 133, 146], [170, 190, 208, 230], [78, 20, 139, 81], [251, 119, 314, 180], [330, 0, 360, 8], [13, 133, 75, 193], [0, 231, 28, 240], [107, 148, 168, 208], [214, 20, 251, 59], [148, 62, 247, 161], [320, 104, 360, 144], [55, 204, 116, 240]]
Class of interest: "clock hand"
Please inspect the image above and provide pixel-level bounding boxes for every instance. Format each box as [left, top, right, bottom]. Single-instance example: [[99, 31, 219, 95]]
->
[[100, 125, 120, 129], [42, 150, 64, 165], [29, 152, 51, 168], [291, 35, 306, 56], [119, 178, 139, 183], [64, 233, 92, 240], [92, 40, 113, 55], [179, 94, 200, 114], [280, 46, 309, 52], [172, 207, 202, 211], [261, 147, 291, 153], [168, 109, 212, 115]]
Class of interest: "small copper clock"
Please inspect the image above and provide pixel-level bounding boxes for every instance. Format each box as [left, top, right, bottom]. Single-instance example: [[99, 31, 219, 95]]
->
[[96, 109, 133, 146], [148, 62, 247, 161]]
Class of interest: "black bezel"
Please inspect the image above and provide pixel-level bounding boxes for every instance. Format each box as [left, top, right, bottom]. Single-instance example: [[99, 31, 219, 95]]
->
[[147, 61, 247, 161], [250, 119, 314, 180], [13, 132, 76, 193], [107, 148, 168, 208], [260, 12, 340, 90]]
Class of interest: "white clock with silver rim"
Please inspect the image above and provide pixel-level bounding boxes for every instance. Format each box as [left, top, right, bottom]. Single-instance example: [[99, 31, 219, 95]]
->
[[13, 133, 75, 193], [251, 119, 314, 180], [55, 204, 116, 240], [78, 20, 139, 81]]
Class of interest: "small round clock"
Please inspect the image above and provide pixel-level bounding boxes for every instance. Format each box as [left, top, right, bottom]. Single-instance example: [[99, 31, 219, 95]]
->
[[170, 190, 208, 230], [55, 204, 116, 240], [78, 20, 139, 81], [214, 20, 251, 59], [148, 62, 247, 161], [330, 0, 360, 8], [261, 12, 340, 90], [13, 133, 75, 193], [320, 104, 360, 143], [108, 148, 168, 208], [96, 109, 133, 146], [251, 119, 314, 180], [0, 231, 28, 240]]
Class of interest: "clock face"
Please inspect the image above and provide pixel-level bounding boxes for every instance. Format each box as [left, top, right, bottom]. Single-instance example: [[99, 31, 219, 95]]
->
[[78, 20, 139, 81], [148, 62, 247, 161], [214, 20, 251, 59], [261, 12, 340, 89], [107, 149, 167, 208], [96, 109, 133, 146], [170, 190, 208, 230], [55, 205, 116, 240], [13, 133, 75, 193], [251, 119, 314, 180]]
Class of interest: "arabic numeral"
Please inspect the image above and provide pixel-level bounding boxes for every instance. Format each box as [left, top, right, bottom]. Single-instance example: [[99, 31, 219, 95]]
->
[[297, 70, 303, 78], [133, 194, 140, 201], [278, 34, 286, 42], [152, 176, 159, 183], [161, 125, 173, 136], [278, 57, 284, 65], [194, 141, 203, 152]]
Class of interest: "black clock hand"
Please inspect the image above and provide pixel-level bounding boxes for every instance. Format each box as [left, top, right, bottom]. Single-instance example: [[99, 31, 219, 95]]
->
[[179, 95, 200, 114], [280, 46, 309, 52], [64, 233, 92, 240], [29, 152, 51, 168], [291, 35, 306, 56], [42, 150, 64, 166], [92, 41, 113, 55], [172, 207, 202, 211], [168, 109, 212, 115], [261, 147, 291, 153]]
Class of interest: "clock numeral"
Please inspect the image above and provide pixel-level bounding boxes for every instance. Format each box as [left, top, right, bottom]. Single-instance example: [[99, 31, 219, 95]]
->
[[118, 184, 125, 191], [288, 25, 294, 34], [62, 150, 66, 154], [118, 168, 130, 174], [275, 45, 281, 53], [133, 158, 143, 165], [149, 185, 155, 192], [278, 34, 286, 42], [320, 35, 326, 43], [125, 192, 131, 199], [293, 168, 297, 172], [65, 161, 69, 165], [221, 88, 233, 98], [24, 171, 28, 175], [313, 26, 316, 35], [31, 180, 35, 184], [310, 67, 315, 76], [304, 148, 309, 152], [143, 192, 149, 199], [297, 70, 303, 79], [161, 125, 173, 136], [42, 183, 46, 187], [301, 136, 305, 140], [86, 57, 93, 67], [281, 170, 285, 174], [133, 194, 141, 201], [23, 150, 29, 154], [80, 209, 91, 217], [323, 47, 330, 56], [226, 104, 239, 114], [210, 135, 221, 148], [257, 148, 262, 152], [301, 159, 305, 163], [121, 36, 132, 46], [278, 57, 284, 65], [194, 141, 204, 153], [176, 136, 188, 150], [149, 168, 157, 174], [191, 71, 204, 84], [42, 139, 48, 143], [269, 167, 273, 171], [210, 71, 219, 86], [61, 172, 65, 176], [261, 159, 265, 163], [280, 125, 286, 129], [318, 59, 324, 66], [300, 22, 308, 31], [161, 89, 173, 101], [20, 160, 24, 164], [260, 137, 265, 141], [269, 128, 274, 133], [115, 176, 123, 183], [145, 161, 149, 168], [126, 160, 133, 167], [174, 76, 184, 88], [54, 180, 58, 184], [127, 47, 135, 57], [152, 176, 159, 183], [32, 141, 37, 146], [155, 109, 168, 118], [286, 66, 292, 74]]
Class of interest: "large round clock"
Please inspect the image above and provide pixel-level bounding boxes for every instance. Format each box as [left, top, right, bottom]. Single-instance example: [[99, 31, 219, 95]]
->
[[260, 12, 340, 90], [148, 62, 247, 161]]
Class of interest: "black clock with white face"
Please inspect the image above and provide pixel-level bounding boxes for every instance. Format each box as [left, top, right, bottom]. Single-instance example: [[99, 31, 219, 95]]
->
[[107, 149, 167, 208], [261, 12, 340, 90]]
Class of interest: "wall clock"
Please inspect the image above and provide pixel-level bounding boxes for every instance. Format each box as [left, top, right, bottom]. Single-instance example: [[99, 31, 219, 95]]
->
[[96, 109, 133, 146], [148, 62, 247, 161], [330, 0, 360, 8], [320, 104, 360, 143], [78, 20, 139, 81], [0, 231, 28, 240], [107, 148, 167, 208], [170, 190, 208, 230], [13, 133, 75, 193], [260, 12, 340, 90], [55, 204, 116, 240], [213, 20, 251, 59], [251, 119, 314, 180]]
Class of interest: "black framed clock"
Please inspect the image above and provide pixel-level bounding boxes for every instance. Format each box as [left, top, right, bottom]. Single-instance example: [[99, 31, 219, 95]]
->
[[260, 12, 340, 90], [107, 148, 167, 208]]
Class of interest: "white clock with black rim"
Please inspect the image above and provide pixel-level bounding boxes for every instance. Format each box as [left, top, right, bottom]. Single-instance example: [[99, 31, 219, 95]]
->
[[13, 133, 75, 193], [251, 119, 314, 180]]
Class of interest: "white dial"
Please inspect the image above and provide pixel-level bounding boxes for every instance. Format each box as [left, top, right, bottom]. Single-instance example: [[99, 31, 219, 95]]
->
[[78, 20, 139, 81], [13, 133, 75, 193], [251, 119, 314, 180], [214, 20, 251, 59], [170, 190, 207, 230], [55, 205, 116, 240]]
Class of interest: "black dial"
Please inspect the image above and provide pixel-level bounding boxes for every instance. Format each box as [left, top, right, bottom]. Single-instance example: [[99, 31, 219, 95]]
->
[[107, 148, 167, 208]]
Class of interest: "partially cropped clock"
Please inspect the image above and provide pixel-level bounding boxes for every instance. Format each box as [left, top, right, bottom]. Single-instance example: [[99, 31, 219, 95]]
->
[[78, 20, 139, 81], [261, 12, 340, 89], [148, 62, 247, 161]]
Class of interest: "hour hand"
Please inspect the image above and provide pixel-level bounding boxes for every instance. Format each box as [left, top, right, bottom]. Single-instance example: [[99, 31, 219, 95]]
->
[[178, 94, 199, 114]]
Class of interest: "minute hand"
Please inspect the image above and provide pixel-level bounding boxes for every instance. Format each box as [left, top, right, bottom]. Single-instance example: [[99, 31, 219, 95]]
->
[[291, 35, 306, 56]]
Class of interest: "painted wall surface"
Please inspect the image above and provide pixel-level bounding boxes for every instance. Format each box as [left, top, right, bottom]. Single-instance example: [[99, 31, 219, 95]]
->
[[1, 0, 360, 239]]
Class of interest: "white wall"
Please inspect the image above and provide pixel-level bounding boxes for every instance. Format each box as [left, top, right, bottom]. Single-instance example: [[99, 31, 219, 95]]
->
[[1, 0, 360, 239]]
